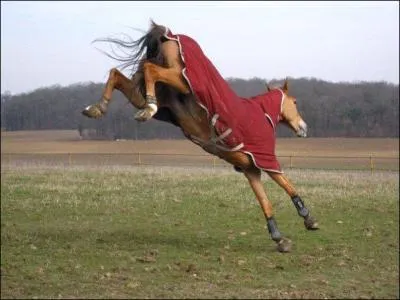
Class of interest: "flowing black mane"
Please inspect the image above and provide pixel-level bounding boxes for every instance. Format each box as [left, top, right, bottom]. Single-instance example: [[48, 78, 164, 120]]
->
[[93, 20, 167, 77], [92, 20, 184, 126]]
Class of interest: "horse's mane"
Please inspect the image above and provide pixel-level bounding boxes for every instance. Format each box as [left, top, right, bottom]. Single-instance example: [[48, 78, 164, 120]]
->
[[92, 20, 167, 77]]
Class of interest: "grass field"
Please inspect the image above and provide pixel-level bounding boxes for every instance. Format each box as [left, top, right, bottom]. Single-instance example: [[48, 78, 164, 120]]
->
[[1, 167, 399, 299], [1, 130, 399, 298]]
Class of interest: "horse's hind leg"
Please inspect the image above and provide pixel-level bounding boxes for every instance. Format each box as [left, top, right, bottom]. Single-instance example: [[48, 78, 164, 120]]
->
[[267, 172, 319, 230], [135, 40, 190, 121], [82, 68, 145, 119], [244, 167, 292, 252]]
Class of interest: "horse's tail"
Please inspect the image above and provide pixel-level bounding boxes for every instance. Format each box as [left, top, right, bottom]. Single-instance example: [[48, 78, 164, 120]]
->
[[92, 20, 167, 76]]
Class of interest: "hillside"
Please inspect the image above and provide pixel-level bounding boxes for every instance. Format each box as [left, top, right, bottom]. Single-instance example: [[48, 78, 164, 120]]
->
[[1, 77, 398, 139]]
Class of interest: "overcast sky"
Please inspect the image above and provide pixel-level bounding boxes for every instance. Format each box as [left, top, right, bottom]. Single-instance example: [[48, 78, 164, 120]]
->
[[1, 1, 399, 95]]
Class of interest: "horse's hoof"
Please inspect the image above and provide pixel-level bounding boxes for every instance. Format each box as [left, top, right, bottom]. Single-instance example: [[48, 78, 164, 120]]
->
[[304, 215, 319, 230], [134, 108, 154, 121], [82, 104, 105, 119], [276, 237, 292, 253]]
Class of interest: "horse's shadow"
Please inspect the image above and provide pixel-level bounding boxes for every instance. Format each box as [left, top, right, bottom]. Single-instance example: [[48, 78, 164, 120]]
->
[[95, 228, 277, 253], [38, 226, 278, 254]]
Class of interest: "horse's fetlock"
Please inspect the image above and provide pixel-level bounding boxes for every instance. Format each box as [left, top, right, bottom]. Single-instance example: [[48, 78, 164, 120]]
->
[[271, 232, 282, 242], [291, 195, 309, 218], [267, 217, 282, 242], [98, 98, 108, 113], [146, 94, 158, 105]]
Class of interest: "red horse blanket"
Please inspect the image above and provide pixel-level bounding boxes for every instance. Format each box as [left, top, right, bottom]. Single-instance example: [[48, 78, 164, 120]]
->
[[164, 28, 284, 173]]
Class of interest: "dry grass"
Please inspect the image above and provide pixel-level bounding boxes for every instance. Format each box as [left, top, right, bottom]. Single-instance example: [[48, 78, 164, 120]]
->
[[1, 130, 399, 171], [1, 130, 399, 157]]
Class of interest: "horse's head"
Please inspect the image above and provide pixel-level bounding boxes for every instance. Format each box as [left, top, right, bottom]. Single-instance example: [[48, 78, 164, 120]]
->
[[266, 79, 308, 137]]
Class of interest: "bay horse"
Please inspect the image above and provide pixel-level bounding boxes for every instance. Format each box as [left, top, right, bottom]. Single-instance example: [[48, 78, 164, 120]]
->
[[82, 21, 318, 252]]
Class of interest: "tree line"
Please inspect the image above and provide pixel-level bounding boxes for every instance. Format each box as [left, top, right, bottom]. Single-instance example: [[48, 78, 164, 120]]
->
[[1, 77, 398, 139]]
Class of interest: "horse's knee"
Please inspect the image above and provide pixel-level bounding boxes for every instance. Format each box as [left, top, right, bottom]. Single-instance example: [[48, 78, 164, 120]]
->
[[108, 68, 123, 86], [109, 68, 119, 78], [109, 68, 128, 90]]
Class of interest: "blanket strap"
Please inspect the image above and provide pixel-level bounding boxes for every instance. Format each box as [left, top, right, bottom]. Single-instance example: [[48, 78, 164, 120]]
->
[[187, 114, 244, 153], [210, 114, 232, 143]]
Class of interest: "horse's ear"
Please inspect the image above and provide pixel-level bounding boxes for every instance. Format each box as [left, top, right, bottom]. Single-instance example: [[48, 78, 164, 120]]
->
[[150, 19, 158, 27], [282, 78, 289, 92], [265, 83, 272, 92]]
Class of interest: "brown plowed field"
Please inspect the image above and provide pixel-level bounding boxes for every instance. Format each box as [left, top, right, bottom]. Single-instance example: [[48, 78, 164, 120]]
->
[[1, 130, 399, 171]]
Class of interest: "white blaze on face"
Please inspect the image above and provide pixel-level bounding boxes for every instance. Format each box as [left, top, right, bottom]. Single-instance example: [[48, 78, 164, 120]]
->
[[297, 119, 308, 137]]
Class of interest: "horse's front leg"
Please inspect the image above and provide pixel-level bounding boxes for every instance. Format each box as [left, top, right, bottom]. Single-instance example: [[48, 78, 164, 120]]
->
[[267, 172, 319, 230], [244, 167, 292, 252], [135, 41, 190, 122], [82, 68, 145, 119]]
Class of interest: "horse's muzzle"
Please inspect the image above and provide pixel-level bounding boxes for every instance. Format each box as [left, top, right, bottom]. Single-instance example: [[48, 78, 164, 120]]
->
[[297, 120, 308, 138]]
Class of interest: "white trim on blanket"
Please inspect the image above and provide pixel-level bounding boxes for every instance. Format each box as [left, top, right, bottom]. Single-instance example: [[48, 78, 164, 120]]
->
[[163, 27, 209, 118], [242, 150, 283, 174], [278, 88, 284, 115], [264, 113, 275, 130]]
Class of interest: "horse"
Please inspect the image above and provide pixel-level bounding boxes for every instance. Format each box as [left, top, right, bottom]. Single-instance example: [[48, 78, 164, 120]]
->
[[82, 21, 318, 252]]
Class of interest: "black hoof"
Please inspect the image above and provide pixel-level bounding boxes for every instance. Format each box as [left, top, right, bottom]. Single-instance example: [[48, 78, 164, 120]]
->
[[304, 215, 319, 230], [276, 237, 292, 253]]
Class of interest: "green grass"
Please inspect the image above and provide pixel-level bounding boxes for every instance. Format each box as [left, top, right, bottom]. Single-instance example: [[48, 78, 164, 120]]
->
[[1, 167, 399, 299]]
